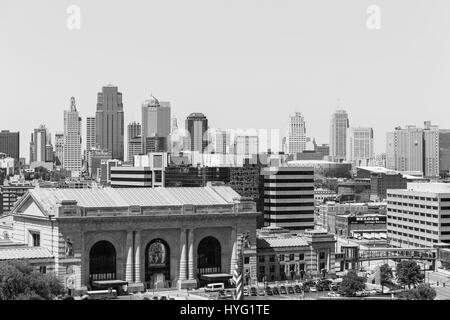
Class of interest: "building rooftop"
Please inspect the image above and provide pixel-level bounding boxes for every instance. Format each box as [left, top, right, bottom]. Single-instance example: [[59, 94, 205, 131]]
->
[[257, 237, 309, 249], [401, 183, 450, 194], [0, 246, 53, 260], [13, 186, 244, 216]]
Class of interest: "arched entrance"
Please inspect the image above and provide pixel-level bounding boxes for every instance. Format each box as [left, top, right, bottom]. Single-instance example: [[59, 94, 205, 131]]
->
[[145, 239, 170, 289], [89, 240, 116, 281], [197, 236, 221, 275]]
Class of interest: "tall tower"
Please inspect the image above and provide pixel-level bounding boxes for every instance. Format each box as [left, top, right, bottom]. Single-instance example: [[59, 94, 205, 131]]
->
[[186, 113, 208, 152], [287, 112, 306, 155], [30, 125, 51, 163], [141, 94, 171, 153], [330, 110, 349, 161], [63, 97, 82, 176], [86, 117, 96, 151], [54, 132, 64, 166], [0, 130, 20, 161], [95, 85, 124, 160], [347, 127, 374, 167], [127, 121, 142, 163]]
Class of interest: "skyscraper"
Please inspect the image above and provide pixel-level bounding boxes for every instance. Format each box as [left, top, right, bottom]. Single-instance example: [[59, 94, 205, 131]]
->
[[287, 112, 306, 155], [0, 130, 19, 161], [347, 127, 374, 167], [86, 117, 96, 151], [63, 97, 82, 176], [95, 85, 124, 160], [329, 110, 349, 161], [54, 132, 64, 166], [208, 129, 230, 154], [386, 122, 439, 177], [30, 125, 51, 163], [186, 113, 208, 152], [127, 121, 142, 163], [234, 135, 259, 156], [141, 94, 171, 153]]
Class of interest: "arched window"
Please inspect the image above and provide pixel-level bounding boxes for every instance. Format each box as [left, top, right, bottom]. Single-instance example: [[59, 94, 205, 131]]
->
[[197, 236, 221, 275], [89, 241, 116, 281]]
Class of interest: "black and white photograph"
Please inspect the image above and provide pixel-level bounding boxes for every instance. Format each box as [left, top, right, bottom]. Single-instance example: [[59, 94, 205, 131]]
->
[[0, 0, 449, 317]]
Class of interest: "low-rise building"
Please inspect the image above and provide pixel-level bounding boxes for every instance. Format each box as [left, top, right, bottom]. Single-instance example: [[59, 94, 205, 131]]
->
[[256, 227, 336, 282]]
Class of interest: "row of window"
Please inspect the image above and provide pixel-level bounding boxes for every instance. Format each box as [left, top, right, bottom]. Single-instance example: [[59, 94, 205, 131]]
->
[[387, 194, 438, 201], [387, 230, 438, 243], [387, 202, 438, 210], [387, 222, 439, 232], [387, 216, 438, 225], [258, 252, 326, 263]]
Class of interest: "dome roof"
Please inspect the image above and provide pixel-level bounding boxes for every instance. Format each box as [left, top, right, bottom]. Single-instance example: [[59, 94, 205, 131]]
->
[[143, 94, 160, 107]]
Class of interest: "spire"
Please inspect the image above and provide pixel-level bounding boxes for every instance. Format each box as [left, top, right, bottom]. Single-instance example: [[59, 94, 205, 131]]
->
[[70, 97, 77, 111]]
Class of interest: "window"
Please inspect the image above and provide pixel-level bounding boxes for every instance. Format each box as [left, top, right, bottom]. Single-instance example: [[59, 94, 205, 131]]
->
[[269, 265, 275, 273], [30, 231, 40, 247], [269, 255, 275, 262], [39, 266, 47, 274], [319, 252, 325, 259], [259, 266, 265, 275], [244, 257, 250, 264], [319, 262, 326, 270], [299, 253, 304, 260], [258, 256, 265, 263], [279, 254, 285, 262], [289, 254, 295, 261], [299, 263, 305, 271]]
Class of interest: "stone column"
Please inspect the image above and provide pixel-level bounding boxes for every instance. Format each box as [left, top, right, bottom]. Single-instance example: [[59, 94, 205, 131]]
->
[[188, 228, 195, 280], [134, 230, 142, 283], [230, 227, 238, 273], [179, 229, 187, 281], [125, 231, 134, 283], [79, 230, 87, 290]]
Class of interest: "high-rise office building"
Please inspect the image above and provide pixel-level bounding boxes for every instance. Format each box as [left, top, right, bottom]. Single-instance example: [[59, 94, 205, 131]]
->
[[329, 110, 349, 161], [86, 117, 96, 151], [63, 97, 82, 176], [127, 121, 142, 163], [234, 135, 259, 156], [141, 94, 171, 153], [95, 85, 124, 160], [186, 113, 208, 152], [387, 183, 450, 248], [439, 129, 450, 175], [54, 133, 64, 166], [386, 122, 439, 177], [0, 130, 19, 161], [287, 112, 306, 155], [30, 125, 51, 163], [262, 166, 315, 231], [347, 127, 374, 167], [208, 129, 230, 154]]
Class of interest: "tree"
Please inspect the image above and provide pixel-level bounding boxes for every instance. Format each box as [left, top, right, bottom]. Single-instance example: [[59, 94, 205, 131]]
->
[[0, 260, 64, 300], [397, 284, 436, 300], [379, 263, 393, 293], [339, 270, 366, 297], [396, 261, 424, 289]]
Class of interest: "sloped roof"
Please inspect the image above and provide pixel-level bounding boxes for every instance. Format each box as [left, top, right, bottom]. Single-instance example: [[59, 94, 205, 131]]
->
[[257, 237, 309, 249], [0, 246, 53, 260], [16, 186, 242, 215]]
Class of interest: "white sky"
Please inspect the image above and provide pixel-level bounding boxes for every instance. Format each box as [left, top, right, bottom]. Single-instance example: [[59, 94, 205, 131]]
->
[[1, 0, 450, 161]]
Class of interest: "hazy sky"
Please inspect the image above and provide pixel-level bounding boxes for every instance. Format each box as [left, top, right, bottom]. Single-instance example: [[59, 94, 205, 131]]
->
[[1, 0, 450, 161]]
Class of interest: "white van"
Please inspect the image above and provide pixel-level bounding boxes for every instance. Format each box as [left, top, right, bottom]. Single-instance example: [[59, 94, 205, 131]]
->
[[205, 283, 225, 292]]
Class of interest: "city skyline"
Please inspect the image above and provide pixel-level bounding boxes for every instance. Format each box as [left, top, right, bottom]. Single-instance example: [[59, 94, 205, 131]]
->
[[3, 1, 450, 160]]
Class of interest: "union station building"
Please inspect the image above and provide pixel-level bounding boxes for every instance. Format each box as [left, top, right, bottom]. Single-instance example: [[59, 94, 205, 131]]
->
[[5, 186, 258, 293]]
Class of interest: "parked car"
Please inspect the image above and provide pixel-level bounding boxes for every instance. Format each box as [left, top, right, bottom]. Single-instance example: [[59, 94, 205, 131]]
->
[[280, 286, 287, 295], [287, 286, 295, 294], [266, 287, 273, 296], [226, 290, 233, 299], [294, 285, 302, 294], [272, 287, 280, 295], [159, 296, 168, 300], [218, 290, 227, 300], [250, 287, 257, 296], [310, 287, 317, 293], [243, 288, 249, 297], [327, 291, 341, 298], [258, 289, 266, 296], [303, 286, 310, 293]]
